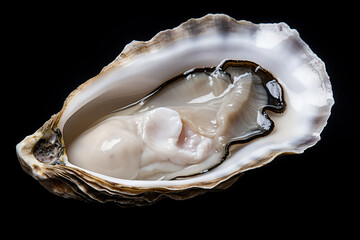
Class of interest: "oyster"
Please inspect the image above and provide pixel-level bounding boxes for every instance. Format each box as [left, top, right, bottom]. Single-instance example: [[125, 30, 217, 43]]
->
[[16, 14, 333, 206]]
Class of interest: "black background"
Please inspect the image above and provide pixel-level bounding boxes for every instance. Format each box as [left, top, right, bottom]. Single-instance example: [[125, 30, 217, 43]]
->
[[5, 2, 357, 235]]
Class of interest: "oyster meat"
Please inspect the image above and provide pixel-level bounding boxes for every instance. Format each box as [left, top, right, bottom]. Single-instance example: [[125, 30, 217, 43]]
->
[[16, 14, 333, 206], [66, 60, 284, 180]]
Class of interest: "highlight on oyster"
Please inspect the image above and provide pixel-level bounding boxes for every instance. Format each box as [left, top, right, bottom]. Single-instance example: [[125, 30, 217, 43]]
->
[[16, 14, 333, 206], [66, 60, 285, 180]]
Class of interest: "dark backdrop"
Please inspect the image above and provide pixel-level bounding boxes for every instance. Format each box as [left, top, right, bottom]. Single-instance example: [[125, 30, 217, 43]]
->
[[5, 2, 356, 235]]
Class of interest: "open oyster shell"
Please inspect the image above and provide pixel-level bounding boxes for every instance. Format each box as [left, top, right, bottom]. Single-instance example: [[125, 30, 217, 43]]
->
[[16, 14, 333, 206]]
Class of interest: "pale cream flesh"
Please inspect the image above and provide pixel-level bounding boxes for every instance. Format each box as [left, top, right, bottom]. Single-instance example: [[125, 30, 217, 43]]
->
[[66, 64, 272, 180]]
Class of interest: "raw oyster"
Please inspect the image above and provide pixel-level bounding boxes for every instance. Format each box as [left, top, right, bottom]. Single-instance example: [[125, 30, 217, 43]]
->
[[16, 14, 333, 206]]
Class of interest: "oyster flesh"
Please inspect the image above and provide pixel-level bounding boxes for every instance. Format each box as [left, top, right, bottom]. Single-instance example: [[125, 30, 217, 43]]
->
[[16, 14, 333, 206], [66, 60, 285, 181]]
